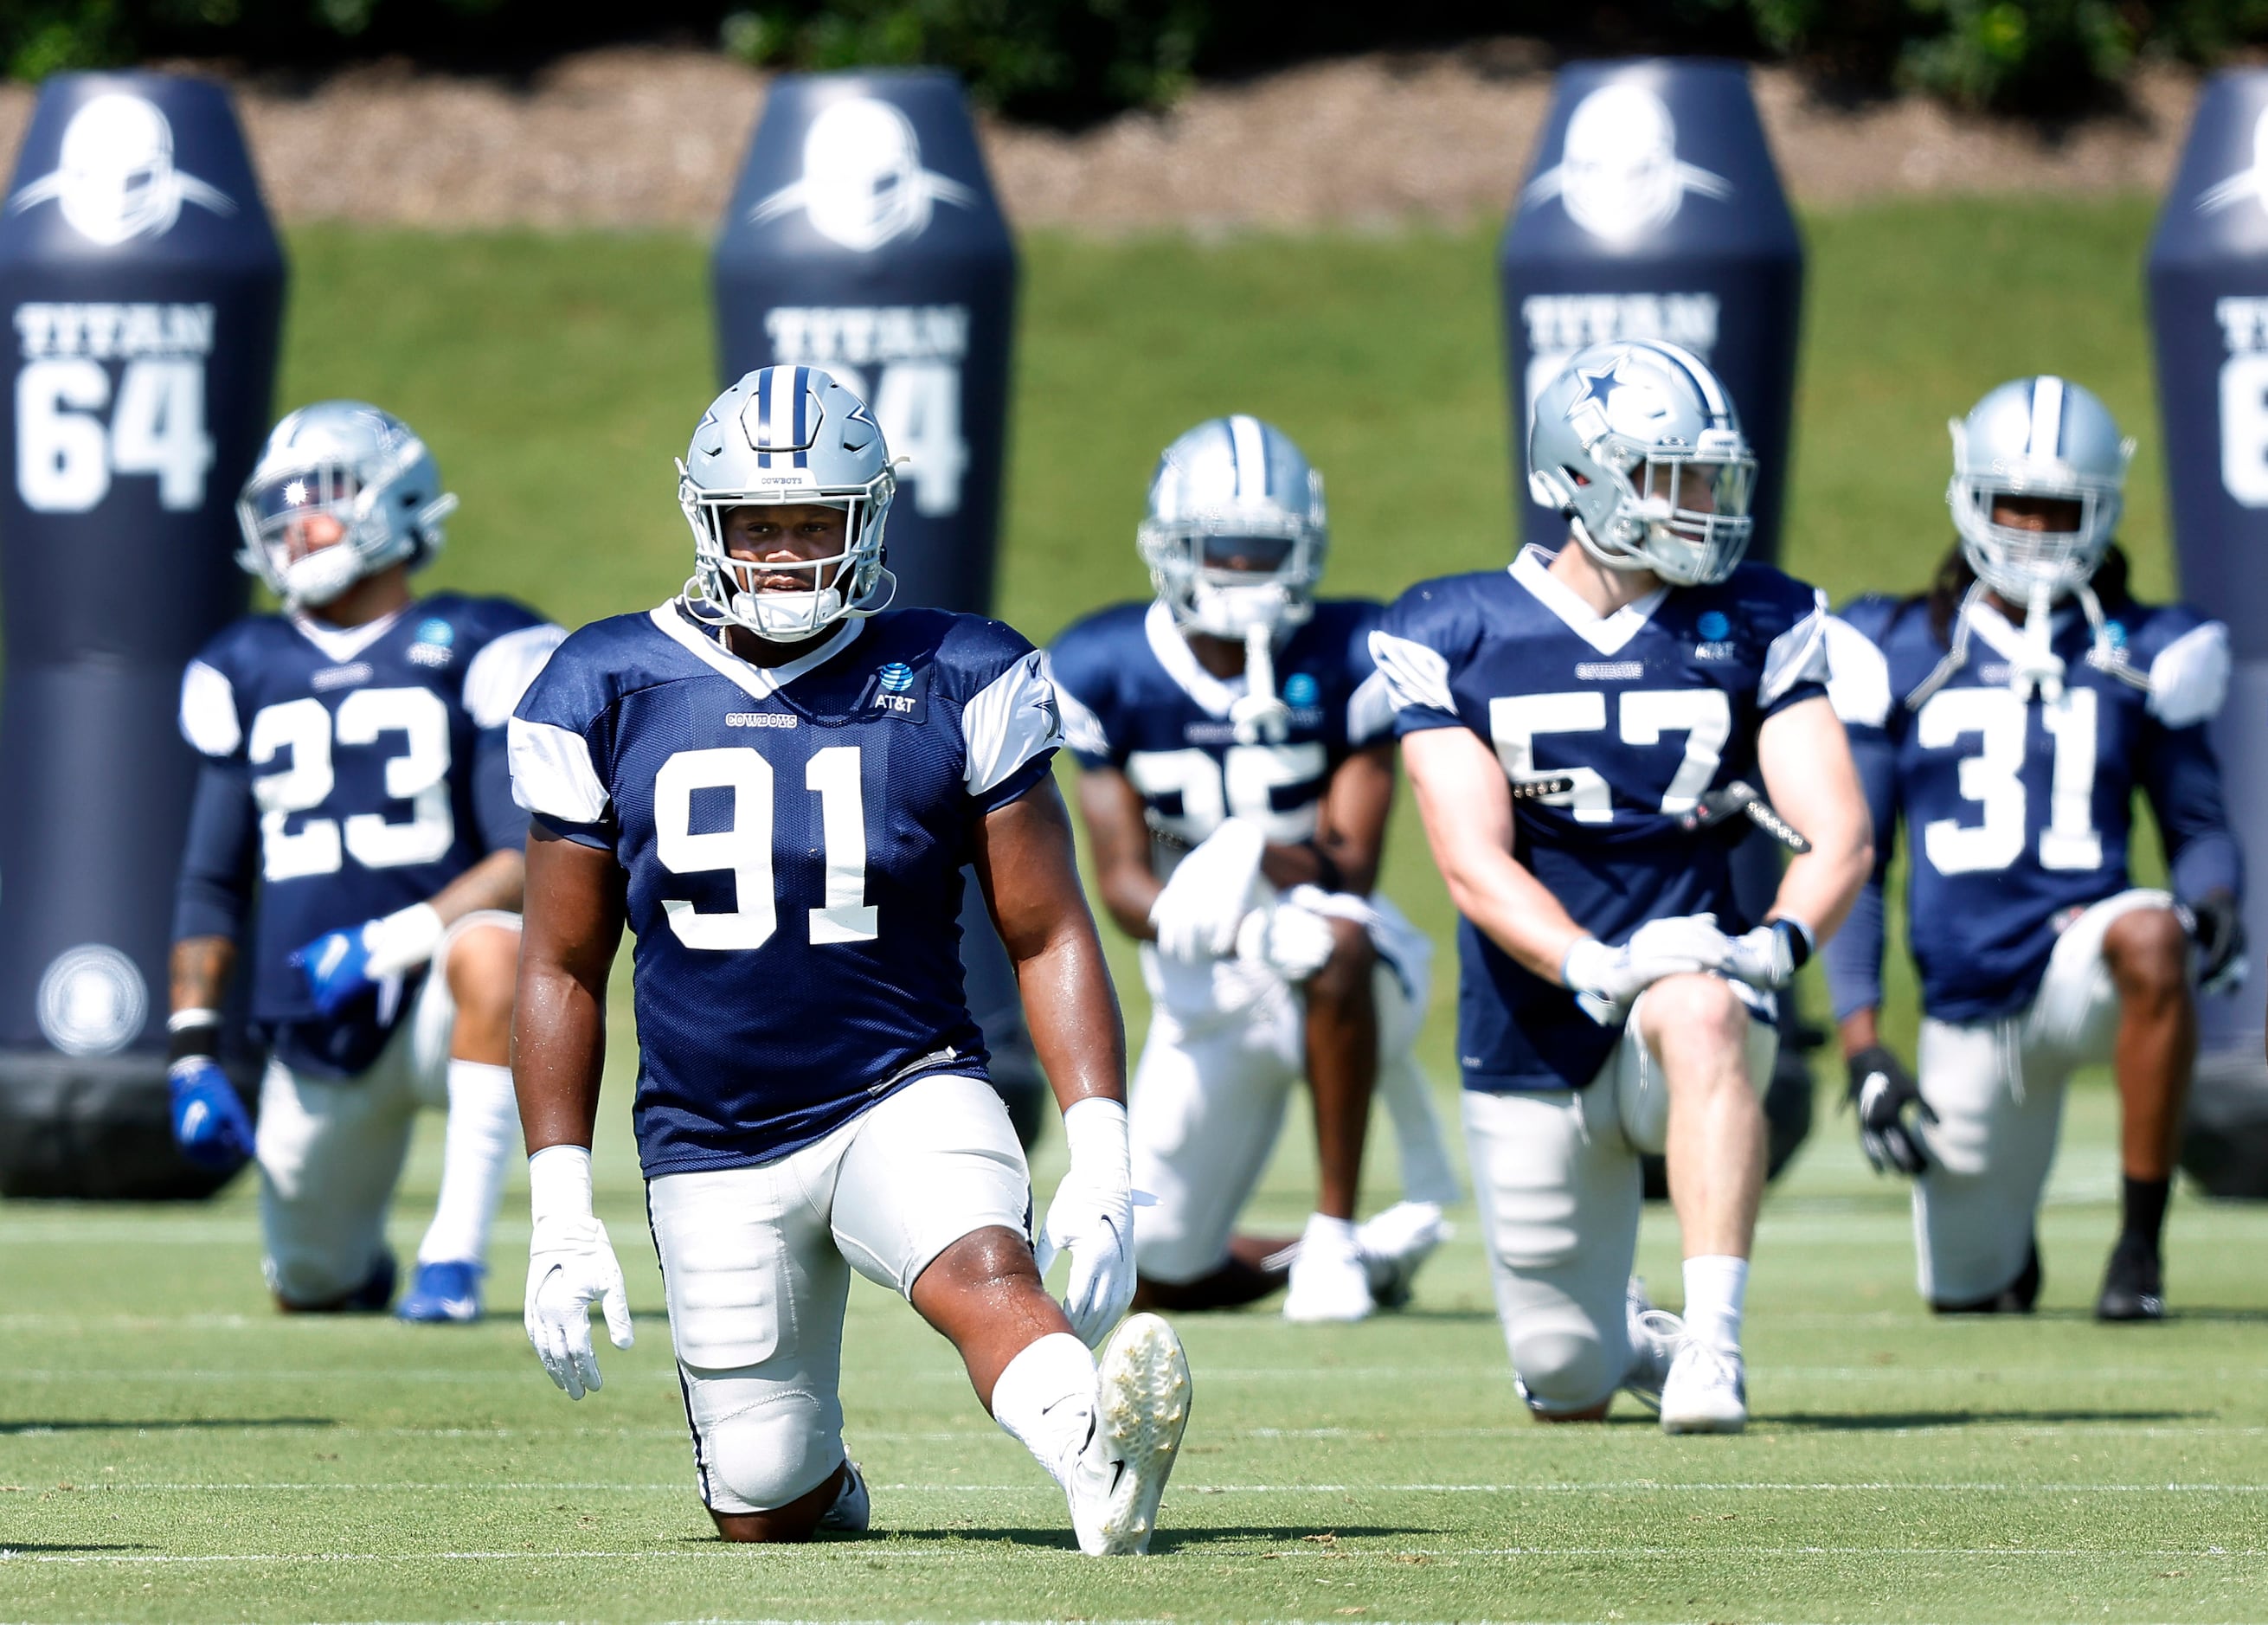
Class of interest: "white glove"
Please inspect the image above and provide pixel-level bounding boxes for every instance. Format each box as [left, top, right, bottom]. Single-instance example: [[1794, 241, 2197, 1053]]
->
[[1237, 900, 1338, 983], [1562, 913, 1737, 1026], [1723, 918, 1813, 991], [363, 902, 446, 978], [1034, 1097, 1136, 1347], [524, 1145, 634, 1400], [1149, 817, 1267, 962]]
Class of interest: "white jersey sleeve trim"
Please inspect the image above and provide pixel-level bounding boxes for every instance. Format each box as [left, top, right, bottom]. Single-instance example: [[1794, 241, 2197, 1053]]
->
[[508, 716, 610, 825], [178, 658, 241, 758], [964, 649, 1064, 799], [1367, 630, 1456, 716], [464, 623, 568, 729], [2147, 620, 2232, 729], [1759, 590, 1833, 710], [1821, 613, 1893, 729], [1040, 652, 1112, 759], [1346, 667, 1397, 745]]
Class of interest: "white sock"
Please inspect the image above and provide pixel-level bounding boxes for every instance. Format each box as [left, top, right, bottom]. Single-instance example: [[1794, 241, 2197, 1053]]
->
[[989, 1332, 1098, 1493], [1378, 1057, 1462, 1208], [416, 1060, 521, 1268], [1682, 1255, 1750, 1357]]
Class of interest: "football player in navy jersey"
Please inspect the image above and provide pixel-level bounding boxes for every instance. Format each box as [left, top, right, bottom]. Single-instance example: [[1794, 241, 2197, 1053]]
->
[[1373, 340, 1873, 1433], [508, 366, 1189, 1552], [1048, 416, 1460, 1323], [1822, 377, 2244, 1323], [165, 401, 564, 1323]]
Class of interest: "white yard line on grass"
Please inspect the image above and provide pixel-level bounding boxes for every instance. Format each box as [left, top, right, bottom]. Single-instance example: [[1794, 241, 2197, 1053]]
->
[[35, 1479, 2268, 1494]]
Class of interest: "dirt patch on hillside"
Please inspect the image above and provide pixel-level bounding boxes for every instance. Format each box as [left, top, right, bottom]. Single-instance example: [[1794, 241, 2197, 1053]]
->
[[0, 42, 2213, 232]]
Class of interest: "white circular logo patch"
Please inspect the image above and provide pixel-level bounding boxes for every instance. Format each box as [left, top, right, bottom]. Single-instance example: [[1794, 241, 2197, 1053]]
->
[[37, 944, 149, 1058]]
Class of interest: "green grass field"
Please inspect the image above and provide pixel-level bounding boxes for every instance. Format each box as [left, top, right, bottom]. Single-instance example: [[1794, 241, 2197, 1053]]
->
[[7, 194, 2267, 1623]]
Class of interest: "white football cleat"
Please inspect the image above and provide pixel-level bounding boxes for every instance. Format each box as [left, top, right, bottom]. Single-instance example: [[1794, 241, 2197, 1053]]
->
[[1620, 1277, 1684, 1413], [1070, 1312, 1191, 1556], [1658, 1339, 1747, 1435], [1355, 1200, 1450, 1310], [817, 1456, 870, 1534], [1283, 1214, 1375, 1323]]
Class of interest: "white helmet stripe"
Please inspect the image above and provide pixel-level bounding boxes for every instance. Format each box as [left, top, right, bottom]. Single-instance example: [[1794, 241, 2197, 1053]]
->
[[2028, 375, 2066, 459], [1229, 414, 1269, 501]]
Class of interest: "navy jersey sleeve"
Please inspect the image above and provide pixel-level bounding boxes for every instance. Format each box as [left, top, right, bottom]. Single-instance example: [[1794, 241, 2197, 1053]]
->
[[1043, 610, 1129, 770], [454, 598, 568, 857], [172, 630, 258, 943], [508, 624, 621, 851], [1371, 577, 1481, 736], [1821, 596, 1905, 1021], [2132, 607, 2243, 907], [1738, 566, 1833, 720], [1324, 599, 1397, 748], [942, 616, 1064, 814]]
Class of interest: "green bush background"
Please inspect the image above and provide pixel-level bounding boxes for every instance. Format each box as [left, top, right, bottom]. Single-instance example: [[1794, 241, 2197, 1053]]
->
[[10, 1, 2268, 116]]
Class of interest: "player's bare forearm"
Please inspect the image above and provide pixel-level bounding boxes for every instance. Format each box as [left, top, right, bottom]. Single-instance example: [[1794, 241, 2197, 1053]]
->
[[427, 848, 525, 925], [1757, 696, 1875, 941], [170, 935, 235, 1014], [1401, 726, 1588, 981], [1259, 741, 1392, 897], [1076, 766, 1164, 942], [1838, 1008, 1881, 1058], [977, 779, 1128, 1112], [512, 828, 625, 1153]]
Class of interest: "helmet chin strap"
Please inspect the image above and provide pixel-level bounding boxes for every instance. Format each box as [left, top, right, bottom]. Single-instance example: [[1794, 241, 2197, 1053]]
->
[[2011, 580, 2066, 703], [282, 544, 363, 609], [1230, 622, 1293, 745]]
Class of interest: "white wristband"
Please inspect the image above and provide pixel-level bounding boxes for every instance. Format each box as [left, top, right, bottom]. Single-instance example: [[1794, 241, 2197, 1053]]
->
[[1560, 936, 1608, 992], [529, 1144, 595, 1226], [1060, 1096, 1129, 1172], [363, 902, 447, 978]]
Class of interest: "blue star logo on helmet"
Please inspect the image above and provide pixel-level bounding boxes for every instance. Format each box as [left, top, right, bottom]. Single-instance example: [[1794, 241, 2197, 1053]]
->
[[1697, 611, 1731, 640], [1283, 672, 1320, 707], [877, 661, 916, 694]]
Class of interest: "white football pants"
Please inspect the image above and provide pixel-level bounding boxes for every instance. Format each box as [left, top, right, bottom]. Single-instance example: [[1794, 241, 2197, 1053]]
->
[[1463, 985, 1776, 1415], [645, 1072, 1032, 1514], [1910, 888, 2175, 1306], [1129, 890, 1459, 1286], [255, 910, 524, 1306]]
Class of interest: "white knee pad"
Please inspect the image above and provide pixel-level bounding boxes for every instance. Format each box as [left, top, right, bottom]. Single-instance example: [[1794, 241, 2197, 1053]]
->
[[1509, 1313, 1623, 1415], [691, 1380, 845, 1514], [2027, 889, 2175, 1059]]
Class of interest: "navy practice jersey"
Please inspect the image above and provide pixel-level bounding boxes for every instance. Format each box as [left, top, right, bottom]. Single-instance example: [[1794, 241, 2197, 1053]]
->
[[1820, 591, 2240, 1024], [1374, 545, 1831, 1093], [1045, 598, 1393, 859], [174, 594, 564, 1077], [509, 601, 1063, 1177]]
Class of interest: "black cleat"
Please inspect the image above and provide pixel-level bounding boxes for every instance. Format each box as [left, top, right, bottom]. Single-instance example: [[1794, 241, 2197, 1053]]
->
[[2096, 1235, 2166, 1322], [1932, 1239, 2041, 1315]]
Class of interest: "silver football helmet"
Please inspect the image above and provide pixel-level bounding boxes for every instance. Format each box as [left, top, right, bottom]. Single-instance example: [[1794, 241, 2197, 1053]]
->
[[1528, 339, 1756, 586], [1137, 415, 1328, 640], [678, 365, 896, 643], [235, 401, 457, 608], [1949, 376, 2134, 604]]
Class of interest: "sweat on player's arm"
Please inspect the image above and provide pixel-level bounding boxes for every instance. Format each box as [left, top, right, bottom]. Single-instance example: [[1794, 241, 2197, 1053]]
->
[[504, 363, 1187, 1554]]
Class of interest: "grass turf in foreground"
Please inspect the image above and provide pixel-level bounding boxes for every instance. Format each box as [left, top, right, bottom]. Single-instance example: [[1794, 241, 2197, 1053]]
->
[[1, 1087, 2265, 1623]]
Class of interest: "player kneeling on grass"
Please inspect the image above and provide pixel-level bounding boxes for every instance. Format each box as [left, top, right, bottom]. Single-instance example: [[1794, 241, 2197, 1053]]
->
[[1047, 416, 1462, 1324], [1374, 340, 1872, 1433], [167, 401, 563, 1323], [505, 366, 1189, 1551], [1822, 376, 2244, 1323]]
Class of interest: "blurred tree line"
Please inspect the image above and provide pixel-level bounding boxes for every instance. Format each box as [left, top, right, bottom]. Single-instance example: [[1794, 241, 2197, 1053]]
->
[[7, 0, 2266, 118]]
